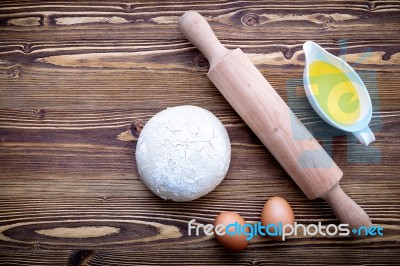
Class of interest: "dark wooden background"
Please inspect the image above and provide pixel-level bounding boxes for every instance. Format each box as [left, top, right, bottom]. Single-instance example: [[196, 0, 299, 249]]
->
[[0, 1, 399, 265]]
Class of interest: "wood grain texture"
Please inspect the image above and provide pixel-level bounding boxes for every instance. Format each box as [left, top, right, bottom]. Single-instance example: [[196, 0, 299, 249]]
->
[[0, 1, 399, 265]]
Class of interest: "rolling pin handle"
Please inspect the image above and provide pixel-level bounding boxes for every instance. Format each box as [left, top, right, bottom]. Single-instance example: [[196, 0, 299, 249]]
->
[[322, 184, 372, 233], [179, 11, 230, 68]]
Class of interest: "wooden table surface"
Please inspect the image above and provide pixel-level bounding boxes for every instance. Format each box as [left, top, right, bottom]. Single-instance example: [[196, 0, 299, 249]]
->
[[1, 1, 399, 265]]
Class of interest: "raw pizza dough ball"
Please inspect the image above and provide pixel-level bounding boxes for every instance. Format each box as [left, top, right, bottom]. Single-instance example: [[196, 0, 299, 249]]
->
[[135, 105, 231, 201]]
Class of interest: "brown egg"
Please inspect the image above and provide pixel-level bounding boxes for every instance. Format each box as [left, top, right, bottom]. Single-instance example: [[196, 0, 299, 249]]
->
[[261, 196, 295, 241], [213, 211, 249, 251]]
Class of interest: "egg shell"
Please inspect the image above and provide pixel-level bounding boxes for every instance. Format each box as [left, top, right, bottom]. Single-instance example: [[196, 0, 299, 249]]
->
[[213, 211, 249, 251], [261, 196, 295, 241]]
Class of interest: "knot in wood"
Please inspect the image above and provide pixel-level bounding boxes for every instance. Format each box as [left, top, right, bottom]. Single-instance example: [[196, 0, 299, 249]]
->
[[23, 43, 32, 53], [35, 109, 46, 119], [131, 121, 144, 138], [248, 259, 261, 266], [368, 2, 376, 11], [31, 243, 40, 250], [42, 15, 50, 25], [283, 48, 294, 60], [382, 52, 392, 61], [9, 67, 22, 78], [194, 54, 210, 69], [241, 13, 259, 27], [121, 4, 133, 12], [323, 16, 333, 28]]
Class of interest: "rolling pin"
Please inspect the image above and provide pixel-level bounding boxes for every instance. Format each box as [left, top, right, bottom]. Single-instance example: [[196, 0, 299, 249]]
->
[[180, 11, 371, 231]]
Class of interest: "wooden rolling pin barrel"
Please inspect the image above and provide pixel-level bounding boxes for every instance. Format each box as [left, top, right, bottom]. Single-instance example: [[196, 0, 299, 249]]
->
[[179, 11, 372, 231]]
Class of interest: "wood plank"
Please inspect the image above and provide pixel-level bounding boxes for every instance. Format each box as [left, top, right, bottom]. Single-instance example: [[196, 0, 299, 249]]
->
[[0, 1, 399, 41], [0, 39, 399, 109], [1, 247, 399, 266], [0, 189, 399, 250], [0, 68, 399, 109]]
